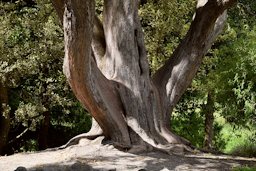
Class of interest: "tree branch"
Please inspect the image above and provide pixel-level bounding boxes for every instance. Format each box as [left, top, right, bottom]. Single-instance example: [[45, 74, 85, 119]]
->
[[52, 0, 107, 141], [51, 0, 106, 64], [8, 128, 29, 144], [152, 0, 236, 121]]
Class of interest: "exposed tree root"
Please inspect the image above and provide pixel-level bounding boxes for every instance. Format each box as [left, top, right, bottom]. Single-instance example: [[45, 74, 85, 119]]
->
[[59, 118, 103, 148], [146, 142, 198, 156], [45, 119, 103, 151], [45, 132, 200, 157], [114, 137, 198, 156], [116, 128, 199, 155], [44, 133, 103, 151], [123, 125, 199, 155], [48, 119, 199, 155]]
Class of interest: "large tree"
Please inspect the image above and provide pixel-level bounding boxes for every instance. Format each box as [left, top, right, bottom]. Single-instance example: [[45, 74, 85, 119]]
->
[[51, 0, 236, 153]]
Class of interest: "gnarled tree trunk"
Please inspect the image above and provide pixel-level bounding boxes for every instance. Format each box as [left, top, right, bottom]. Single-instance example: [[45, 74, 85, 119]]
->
[[51, 0, 236, 153]]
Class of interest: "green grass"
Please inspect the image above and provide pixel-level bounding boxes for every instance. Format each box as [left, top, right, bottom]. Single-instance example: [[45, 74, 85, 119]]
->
[[219, 124, 256, 157], [232, 166, 256, 171], [215, 112, 256, 157]]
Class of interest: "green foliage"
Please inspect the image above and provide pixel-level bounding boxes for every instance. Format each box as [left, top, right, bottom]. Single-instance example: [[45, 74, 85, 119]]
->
[[170, 0, 256, 150], [231, 140, 256, 158], [221, 124, 256, 157], [14, 102, 46, 131], [172, 89, 205, 147], [172, 89, 225, 149], [212, 6, 256, 126], [139, 0, 195, 73], [95, 0, 103, 17], [0, 0, 90, 153], [19, 139, 38, 152]]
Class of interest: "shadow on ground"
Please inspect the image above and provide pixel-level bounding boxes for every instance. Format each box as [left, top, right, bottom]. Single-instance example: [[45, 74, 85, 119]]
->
[[15, 151, 256, 171]]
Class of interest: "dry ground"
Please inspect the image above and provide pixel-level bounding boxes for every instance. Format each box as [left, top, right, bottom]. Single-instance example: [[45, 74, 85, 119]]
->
[[0, 137, 255, 171]]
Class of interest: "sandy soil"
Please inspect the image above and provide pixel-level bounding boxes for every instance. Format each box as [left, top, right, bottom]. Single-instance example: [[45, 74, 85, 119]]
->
[[0, 137, 255, 171]]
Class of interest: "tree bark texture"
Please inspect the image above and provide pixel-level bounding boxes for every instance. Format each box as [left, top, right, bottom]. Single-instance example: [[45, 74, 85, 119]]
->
[[38, 111, 50, 150], [203, 91, 215, 150], [52, 0, 236, 153], [0, 83, 10, 155]]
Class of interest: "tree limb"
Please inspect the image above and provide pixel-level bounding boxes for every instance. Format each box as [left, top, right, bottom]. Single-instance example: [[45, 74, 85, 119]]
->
[[52, 0, 107, 141], [51, 0, 106, 63], [152, 0, 236, 122], [8, 128, 29, 144]]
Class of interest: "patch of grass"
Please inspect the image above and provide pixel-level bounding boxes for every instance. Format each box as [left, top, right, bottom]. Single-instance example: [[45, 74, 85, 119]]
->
[[230, 140, 256, 158], [219, 124, 256, 157], [232, 166, 256, 171]]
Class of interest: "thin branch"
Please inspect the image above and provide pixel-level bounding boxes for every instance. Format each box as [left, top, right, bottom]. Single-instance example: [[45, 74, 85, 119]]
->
[[8, 128, 29, 144]]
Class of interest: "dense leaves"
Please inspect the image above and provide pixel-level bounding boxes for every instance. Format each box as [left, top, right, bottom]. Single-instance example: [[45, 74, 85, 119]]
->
[[0, 0, 90, 154], [139, 0, 195, 73], [172, 1, 256, 150]]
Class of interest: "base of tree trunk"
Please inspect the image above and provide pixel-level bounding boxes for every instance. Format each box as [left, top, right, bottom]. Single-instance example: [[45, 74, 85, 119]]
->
[[2, 137, 255, 171], [50, 127, 197, 155]]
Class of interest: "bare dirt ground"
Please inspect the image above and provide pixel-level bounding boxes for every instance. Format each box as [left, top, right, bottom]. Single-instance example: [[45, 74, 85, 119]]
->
[[0, 137, 255, 171]]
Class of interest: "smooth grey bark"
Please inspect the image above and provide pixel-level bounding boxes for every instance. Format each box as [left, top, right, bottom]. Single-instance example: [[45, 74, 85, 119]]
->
[[51, 0, 236, 153]]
